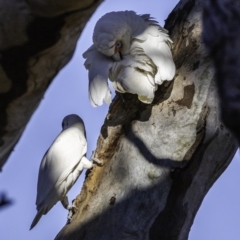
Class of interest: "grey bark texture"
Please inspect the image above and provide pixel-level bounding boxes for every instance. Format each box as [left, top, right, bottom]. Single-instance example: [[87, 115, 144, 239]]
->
[[55, 0, 238, 240], [0, 0, 102, 170], [202, 0, 240, 144]]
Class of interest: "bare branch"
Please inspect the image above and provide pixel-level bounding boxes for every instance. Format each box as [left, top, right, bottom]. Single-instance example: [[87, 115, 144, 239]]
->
[[202, 0, 240, 144]]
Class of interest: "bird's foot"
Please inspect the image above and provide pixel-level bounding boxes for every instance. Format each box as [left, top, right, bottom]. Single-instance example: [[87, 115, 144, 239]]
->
[[90, 151, 103, 166], [66, 200, 78, 223]]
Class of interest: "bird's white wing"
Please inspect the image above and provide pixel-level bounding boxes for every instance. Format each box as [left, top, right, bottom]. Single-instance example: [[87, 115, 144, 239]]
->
[[110, 50, 157, 104], [36, 128, 87, 211], [113, 64, 156, 104], [83, 45, 113, 107], [134, 16, 176, 84]]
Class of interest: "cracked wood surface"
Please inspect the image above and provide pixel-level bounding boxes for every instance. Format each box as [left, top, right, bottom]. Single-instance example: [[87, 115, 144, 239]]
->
[[55, 0, 237, 240]]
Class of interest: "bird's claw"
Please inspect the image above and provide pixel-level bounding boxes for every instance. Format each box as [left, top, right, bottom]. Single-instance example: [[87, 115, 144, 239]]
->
[[67, 210, 73, 222], [92, 157, 103, 166], [66, 200, 78, 223], [90, 151, 103, 166], [72, 202, 78, 210]]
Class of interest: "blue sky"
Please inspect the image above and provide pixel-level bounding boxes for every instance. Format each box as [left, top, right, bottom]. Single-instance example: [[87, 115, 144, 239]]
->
[[1, 1, 240, 239]]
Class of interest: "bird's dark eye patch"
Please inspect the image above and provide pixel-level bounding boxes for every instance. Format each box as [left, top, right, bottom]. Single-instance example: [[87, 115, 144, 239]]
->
[[115, 41, 122, 48]]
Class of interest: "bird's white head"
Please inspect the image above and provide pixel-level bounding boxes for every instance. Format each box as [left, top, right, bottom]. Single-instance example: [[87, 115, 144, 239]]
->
[[62, 114, 85, 133], [93, 11, 146, 60]]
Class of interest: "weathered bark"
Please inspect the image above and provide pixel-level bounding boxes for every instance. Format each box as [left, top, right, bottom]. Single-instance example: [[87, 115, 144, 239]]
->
[[55, 0, 238, 240], [202, 0, 240, 144], [0, 0, 102, 170]]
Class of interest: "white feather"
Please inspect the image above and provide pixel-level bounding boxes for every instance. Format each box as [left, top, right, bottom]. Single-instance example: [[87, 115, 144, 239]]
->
[[109, 48, 157, 103], [83, 45, 113, 107], [30, 114, 92, 230], [134, 19, 175, 83], [83, 11, 175, 106]]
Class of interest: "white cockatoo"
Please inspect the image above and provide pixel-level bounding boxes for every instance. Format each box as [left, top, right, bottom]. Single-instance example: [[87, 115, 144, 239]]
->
[[30, 114, 96, 230], [83, 10, 176, 107]]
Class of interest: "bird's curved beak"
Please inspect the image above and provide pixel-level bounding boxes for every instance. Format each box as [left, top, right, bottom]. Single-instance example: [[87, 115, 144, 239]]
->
[[119, 52, 123, 60], [113, 50, 123, 61], [114, 44, 123, 61]]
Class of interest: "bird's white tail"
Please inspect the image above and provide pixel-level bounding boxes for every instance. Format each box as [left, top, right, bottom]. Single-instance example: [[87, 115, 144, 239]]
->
[[30, 208, 44, 230]]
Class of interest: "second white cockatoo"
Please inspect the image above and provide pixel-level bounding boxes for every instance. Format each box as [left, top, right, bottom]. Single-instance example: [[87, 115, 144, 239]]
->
[[30, 114, 99, 230], [83, 10, 176, 107]]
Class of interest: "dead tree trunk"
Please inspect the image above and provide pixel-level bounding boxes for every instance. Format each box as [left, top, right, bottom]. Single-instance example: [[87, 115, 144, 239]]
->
[[55, 0, 238, 239]]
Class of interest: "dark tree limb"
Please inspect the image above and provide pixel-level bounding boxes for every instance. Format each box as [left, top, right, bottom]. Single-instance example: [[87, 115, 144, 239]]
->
[[202, 0, 240, 144], [0, 0, 103, 170]]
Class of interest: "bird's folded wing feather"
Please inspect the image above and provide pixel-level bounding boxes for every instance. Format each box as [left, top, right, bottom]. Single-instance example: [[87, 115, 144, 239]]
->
[[83, 45, 113, 107], [110, 53, 156, 103], [134, 17, 176, 84], [36, 128, 86, 208]]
